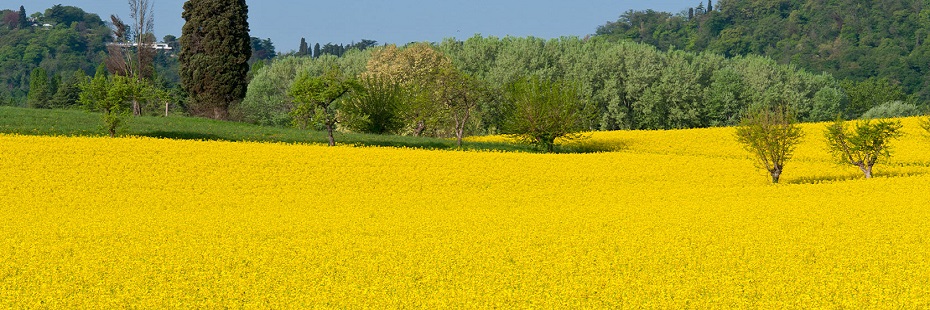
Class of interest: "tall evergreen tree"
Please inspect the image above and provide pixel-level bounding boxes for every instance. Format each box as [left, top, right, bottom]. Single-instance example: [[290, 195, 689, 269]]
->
[[27, 67, 49, 109], [179, 0, 251, 120], [51, 69, 87, 108], [313, 43, 321, 58], [707, 0, 713, 12], [18, 6, 28, 29], [298, 37, 309, 56]]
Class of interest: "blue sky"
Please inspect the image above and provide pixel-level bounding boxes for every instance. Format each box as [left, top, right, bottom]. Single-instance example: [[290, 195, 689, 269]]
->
[[15, 0, 700, 51]]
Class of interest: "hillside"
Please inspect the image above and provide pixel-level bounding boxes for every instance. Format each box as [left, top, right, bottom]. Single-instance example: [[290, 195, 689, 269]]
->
[[0, 5, 110, 104], [596, 0, 930, 101], [0, 5, 187, 110], [2, 118, 928, 306]]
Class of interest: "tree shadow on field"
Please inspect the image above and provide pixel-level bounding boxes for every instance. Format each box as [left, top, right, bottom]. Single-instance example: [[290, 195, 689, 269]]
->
[[786, 170, 927, 185], [139, 130, 224, 141], [348, 140, 457, 150], [556, 138, 629, 154]]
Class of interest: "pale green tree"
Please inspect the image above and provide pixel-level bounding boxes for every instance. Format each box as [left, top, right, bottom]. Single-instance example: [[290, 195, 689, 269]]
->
[[860, 101, 921, 119], [79, 69, 142, 137], [503, 76, 592, 153], [288, 66, 353, 146], [240, 56, 315, 126], [824, 119, 904, 179], [363, 43, 451, 136], [735, 104, 804, 184], [435, 67, 482, 147]]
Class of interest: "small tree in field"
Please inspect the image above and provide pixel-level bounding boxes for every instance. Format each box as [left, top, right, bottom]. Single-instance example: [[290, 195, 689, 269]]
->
[[824, 118, 903, 179], [735, 104, 804, 184], [79, 69, 141, 137], [289, 67, 353, 146], [436, 67, 482, 147], [502, 76, 591, 153]]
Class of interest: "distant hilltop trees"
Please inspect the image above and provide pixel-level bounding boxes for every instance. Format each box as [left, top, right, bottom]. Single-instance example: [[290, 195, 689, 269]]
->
[[293, 38, 379, 58], [595, 0, 930, 102]]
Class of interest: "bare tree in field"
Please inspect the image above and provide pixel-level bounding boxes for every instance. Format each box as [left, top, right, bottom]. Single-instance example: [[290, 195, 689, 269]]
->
[[735, 104, 804, 184], [106, 0, 155, 116]]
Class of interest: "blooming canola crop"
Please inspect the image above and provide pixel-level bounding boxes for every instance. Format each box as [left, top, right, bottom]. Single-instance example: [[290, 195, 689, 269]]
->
[[1, 118, 929, 307]]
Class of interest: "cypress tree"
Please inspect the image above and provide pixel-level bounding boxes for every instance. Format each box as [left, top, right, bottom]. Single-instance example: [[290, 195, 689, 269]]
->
[[313, 43, 321, 58], [708, 0, 713, 12], [18, 6, 28, 29], [26, 67, 49, 109], [298, 38, 309, 56], [179, 0, 251, 120]]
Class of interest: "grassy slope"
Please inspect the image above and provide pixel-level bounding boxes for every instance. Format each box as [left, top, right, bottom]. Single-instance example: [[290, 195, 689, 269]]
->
[[0, 106, 539, 152]]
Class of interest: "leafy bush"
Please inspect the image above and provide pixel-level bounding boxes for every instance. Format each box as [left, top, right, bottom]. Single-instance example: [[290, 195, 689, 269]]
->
[[341, 76, 405, 135], [860, 101, 921, 120], [78, 69, 139, 137], [502, 76, 593, 153]]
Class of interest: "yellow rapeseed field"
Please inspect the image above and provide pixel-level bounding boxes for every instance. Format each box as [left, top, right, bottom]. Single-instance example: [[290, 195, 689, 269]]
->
[[1, 117, 929, 307]]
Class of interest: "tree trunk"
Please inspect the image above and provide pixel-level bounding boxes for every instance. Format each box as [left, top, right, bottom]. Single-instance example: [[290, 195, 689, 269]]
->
[[544, 137, 556, 153], [770, 169, 782, 184], [212, 106, 228, 120], [132, 99, 141, 116], [456, 127, 464, 148], [326, 123, 335, 146], [859, 164, 873, 179], [413, 120, 426, 137]]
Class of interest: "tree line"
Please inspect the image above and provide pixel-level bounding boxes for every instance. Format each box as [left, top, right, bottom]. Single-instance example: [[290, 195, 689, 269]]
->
[[294, 38, 379, 58], [243, 35, 848, 135]]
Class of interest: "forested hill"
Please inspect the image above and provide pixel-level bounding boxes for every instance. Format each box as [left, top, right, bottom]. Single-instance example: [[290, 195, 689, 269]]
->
[[595, 0, 930, 100], [0, 5, 110, 105]]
